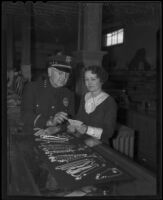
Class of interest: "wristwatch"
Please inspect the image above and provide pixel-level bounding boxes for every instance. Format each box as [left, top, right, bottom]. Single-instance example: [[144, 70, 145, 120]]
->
[[84, 124, 88, 134]]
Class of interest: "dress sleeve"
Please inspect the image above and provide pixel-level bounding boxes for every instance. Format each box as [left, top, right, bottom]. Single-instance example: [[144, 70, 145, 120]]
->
[[101, 97, 117, 144]]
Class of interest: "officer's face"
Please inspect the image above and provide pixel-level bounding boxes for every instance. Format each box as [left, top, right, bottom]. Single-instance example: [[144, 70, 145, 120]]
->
[[49, 67, 69, 88]]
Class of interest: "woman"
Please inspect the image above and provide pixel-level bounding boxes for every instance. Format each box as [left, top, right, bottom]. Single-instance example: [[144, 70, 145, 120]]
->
[[68, 65, 117, 145]]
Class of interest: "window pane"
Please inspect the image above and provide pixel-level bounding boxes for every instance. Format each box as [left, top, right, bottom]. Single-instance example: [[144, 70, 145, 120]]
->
[[118, 29, 124, 43], [107, 33, 112, 46], [112, 33, 117, 45]]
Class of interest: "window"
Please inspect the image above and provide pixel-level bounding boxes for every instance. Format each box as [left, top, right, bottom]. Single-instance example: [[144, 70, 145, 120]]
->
[[104, 28, 124, 47]]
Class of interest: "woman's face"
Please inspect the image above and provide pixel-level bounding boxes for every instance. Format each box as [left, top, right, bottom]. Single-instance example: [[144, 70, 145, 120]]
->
[[84, 70, 102, 93], [49, 67, 69, 88]]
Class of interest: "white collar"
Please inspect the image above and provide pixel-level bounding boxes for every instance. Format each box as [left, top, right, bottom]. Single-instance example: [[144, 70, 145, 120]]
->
[[85, 92, 109, 114]]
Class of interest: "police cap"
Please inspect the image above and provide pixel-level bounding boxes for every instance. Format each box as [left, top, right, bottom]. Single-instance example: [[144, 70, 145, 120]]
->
[[48, 54, 72, 73]]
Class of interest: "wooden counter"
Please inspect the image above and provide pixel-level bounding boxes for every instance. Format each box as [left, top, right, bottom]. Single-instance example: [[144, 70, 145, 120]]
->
[[95, 144, 157, 195], [7, 132, 157, 197], [7, 106, 158, 197]]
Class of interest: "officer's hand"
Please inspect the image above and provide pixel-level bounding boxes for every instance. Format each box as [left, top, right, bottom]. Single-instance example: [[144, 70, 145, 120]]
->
[[76, 124, 88, 135], [53, 112, 68, 125], [67, 124, 76, 133]]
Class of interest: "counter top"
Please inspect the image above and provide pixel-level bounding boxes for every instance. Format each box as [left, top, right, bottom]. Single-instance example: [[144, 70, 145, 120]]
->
[[7, 107, 157, 196], [7, 129, 157, 196]]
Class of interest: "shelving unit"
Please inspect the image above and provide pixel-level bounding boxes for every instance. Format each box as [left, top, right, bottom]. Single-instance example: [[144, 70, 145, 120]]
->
[[107, 69, 157, 172]]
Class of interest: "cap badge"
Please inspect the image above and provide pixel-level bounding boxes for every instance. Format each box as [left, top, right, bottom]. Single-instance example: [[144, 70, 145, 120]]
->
[[63, 97, 69, 107]]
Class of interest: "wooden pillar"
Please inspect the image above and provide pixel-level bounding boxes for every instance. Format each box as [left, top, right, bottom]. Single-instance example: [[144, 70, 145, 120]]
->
[[73, 3, 106, 96], [21, 2, 32, 81], [74, 3, 106, 67], [83, 3, 102, 51]]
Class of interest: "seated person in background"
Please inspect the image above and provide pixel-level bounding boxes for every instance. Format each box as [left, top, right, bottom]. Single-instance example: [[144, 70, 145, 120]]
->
[[68, 65, 117, 145], [7, 68, 28, 107], [21, 53, 75, 135]]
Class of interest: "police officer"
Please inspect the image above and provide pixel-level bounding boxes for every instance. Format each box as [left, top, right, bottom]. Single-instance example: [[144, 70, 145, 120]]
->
[[21, 53, 75, 134]]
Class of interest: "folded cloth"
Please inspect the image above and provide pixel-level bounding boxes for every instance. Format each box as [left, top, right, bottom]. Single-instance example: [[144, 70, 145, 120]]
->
[[68, 119, 83, 127]]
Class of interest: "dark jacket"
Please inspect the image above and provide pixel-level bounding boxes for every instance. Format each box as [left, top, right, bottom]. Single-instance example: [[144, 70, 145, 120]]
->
[[21, 78, 75, 134]]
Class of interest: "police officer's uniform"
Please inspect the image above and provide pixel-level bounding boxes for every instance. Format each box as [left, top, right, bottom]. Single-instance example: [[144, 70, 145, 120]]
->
[[21, 54, 74, 134]]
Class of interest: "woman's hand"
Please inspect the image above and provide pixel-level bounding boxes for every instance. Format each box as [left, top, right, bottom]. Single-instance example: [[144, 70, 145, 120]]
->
[[75, 124, 88, 135], [84, 137, 102, 147]]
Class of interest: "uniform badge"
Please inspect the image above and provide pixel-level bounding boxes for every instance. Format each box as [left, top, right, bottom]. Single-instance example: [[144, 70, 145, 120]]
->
[[63, 97, 69, 107]]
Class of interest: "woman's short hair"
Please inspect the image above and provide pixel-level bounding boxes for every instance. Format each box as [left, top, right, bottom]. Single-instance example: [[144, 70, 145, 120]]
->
[[83, 65, 108, 83]]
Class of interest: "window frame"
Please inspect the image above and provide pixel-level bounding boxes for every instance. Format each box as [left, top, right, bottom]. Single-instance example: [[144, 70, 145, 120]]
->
[[102, 28, 124, 48]]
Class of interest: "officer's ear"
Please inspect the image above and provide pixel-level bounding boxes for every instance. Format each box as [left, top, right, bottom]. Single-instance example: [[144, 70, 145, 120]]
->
[[48, 68, 52, 77]]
